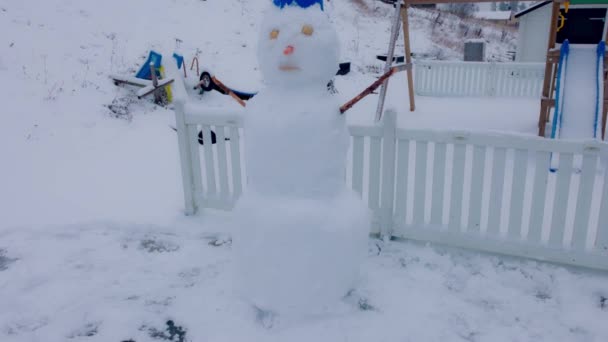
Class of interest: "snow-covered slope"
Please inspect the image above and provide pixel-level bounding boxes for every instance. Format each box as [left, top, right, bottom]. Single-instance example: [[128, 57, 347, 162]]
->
[[1, 1, 607, 341]]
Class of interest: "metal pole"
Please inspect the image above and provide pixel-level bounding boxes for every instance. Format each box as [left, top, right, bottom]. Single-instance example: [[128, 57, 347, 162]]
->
[[375, 0, 402, 122], [401, 4, 416, 111]]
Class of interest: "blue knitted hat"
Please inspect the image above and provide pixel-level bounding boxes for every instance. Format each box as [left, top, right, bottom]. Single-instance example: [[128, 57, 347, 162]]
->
[[273, 0, 323, 11]]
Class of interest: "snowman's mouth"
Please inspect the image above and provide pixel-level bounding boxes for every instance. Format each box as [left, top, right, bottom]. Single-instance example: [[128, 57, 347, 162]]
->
[[279, 65, 300, 71]]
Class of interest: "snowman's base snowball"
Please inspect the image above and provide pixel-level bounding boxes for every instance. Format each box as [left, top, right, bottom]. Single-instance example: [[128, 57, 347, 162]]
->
[[232, 190, 371, 316]]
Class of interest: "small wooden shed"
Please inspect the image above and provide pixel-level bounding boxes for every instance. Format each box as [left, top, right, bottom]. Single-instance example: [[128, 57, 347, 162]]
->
[[515, 0, 608, 62]]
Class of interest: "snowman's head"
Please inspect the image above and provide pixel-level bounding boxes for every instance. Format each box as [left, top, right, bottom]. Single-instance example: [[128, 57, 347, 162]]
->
[[258, 0, 339, 88]]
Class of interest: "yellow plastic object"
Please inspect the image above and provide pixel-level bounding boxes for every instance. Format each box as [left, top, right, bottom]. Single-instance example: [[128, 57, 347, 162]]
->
[[159, 65, 173, 103], [557, 12, 566, 32], [557, 2, 570, 32]]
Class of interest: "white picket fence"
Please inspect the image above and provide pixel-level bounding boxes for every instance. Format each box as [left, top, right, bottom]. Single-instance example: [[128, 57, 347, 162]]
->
[[352, 111, 608, 270], [171, 66, 244, 215], [174, 100, 608, 270], [414, 60, 545, 98]]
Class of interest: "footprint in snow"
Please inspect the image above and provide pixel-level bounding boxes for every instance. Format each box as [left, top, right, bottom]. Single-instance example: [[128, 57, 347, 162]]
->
[[254, 306, 277, 329], [138, 238, 180, 253], [205, 235, 232, 247], [68, 322, 99, 338], [344, 289, 377, 312], [0, 249, 17, 271]]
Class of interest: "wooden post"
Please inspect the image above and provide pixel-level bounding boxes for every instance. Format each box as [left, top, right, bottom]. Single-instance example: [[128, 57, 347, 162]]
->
[[150, 62, 163, 104], [401, 3, 416, 112], [539, 1, 561, 136], [380, 109, 397, 240]]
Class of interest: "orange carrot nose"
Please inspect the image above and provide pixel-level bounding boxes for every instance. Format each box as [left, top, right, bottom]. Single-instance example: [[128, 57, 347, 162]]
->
[[283, 45, 295, 55]]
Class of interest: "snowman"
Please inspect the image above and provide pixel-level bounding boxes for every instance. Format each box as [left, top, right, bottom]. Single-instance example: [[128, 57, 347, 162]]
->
[[232, 0, 370, 316]]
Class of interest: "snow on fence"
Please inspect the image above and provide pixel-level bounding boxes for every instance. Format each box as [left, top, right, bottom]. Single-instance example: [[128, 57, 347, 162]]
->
[[414, 60, 545, 98], [175, 106, 608, 271]]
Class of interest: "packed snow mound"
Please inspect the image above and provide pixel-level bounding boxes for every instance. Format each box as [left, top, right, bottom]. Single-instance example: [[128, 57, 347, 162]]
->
[[258, 5, 339, 87], [232, 190, 371, 315], [233, 1, 371, 316], [245, 88, 348, 197]]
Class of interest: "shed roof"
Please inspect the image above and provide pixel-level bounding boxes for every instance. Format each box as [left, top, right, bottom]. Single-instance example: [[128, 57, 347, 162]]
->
[[515, 0, 608, 18], [474, 10, 512, 20], [514, 1, 551, 18]]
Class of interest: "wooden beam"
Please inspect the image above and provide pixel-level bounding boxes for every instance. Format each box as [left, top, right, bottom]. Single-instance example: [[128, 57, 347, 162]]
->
[[340, 64, 411, 114], [136, 78, 174, 99], [211, 76, 247, 107], [401, 5, 416, 112]]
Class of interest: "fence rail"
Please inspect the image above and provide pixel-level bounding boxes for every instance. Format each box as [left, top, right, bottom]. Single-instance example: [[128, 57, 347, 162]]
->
[[414, 60, 545, 98]]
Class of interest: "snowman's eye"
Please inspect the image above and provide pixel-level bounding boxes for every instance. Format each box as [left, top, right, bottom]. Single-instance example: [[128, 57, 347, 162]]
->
[[301, 25, 314, 36], [270, 29, 279, 40]]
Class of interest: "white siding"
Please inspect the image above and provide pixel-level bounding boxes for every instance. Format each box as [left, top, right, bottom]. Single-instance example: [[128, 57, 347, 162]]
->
[[516, 5, 552, 62]]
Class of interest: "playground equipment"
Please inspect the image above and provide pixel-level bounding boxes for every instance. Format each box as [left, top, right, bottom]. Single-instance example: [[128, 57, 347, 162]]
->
[[375, 0, 540, 117], [111, 51, 175, 104], [535, 1, 608, 137], [378, 0, 608, 140], [551, 40, 606, 141], [111, 50, 256, 107]]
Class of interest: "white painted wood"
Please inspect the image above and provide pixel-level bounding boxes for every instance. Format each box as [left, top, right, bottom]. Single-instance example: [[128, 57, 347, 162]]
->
[[394, 224, 608, 271], [508, 149, 528, 240], [352, 136, 365, 195], [349, 125, 383, 137], [230, 126, 242, 198], [368, 137, 382, 211], [174, 101, 196, 215], [528, 151, 551, 243], [597, 167, 608, 254], [516, 4, 552, 63], [174, 106, 608, 270], [431, 142, 447, 225], [394, 140, 410, 224], [414, 60, 544, 98], [487, 147, 507, 236], [398, 129, 606, 155], [449, 143, 466, 231], [413, 141, 428, 226], [183, 104, 243, 126], [571, 153, 598, 250], [201, 125, 217, 195], [187, 125, 204, 205], [467, 145, 486, 232], [548, 153, 574, 247], [215, 127, 230, 200], [380, 110, 397, 238]]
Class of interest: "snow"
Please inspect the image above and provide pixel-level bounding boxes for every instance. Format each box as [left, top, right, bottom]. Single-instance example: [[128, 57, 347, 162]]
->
[[473, 11, 513, 21], [1, 0, 607, 340], [232, 192, 370, 316], [558, 45, 600, 140], [257, 5, 338, 87], [2, 224, 608, 341]]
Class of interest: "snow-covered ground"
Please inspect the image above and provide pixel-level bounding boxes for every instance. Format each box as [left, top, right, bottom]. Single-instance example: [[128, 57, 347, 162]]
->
[[1, 0, 607, 341]]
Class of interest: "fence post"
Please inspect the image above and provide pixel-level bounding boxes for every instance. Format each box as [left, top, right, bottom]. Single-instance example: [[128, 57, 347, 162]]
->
[[175, 100, 197, 215], [487, 62, 497, 97], [380, 109, 397, 240]]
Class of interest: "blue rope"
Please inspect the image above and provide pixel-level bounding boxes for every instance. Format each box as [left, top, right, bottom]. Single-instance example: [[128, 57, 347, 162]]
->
[[551, 40, 570, 140]]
